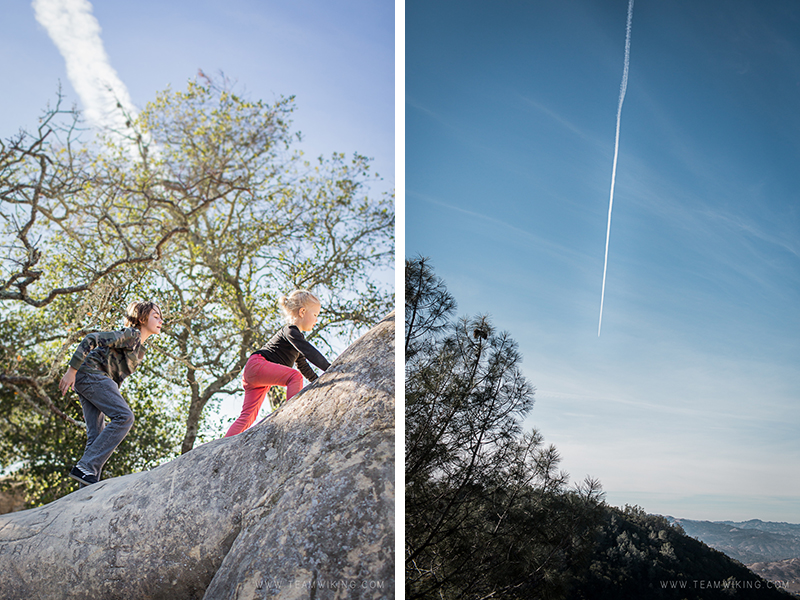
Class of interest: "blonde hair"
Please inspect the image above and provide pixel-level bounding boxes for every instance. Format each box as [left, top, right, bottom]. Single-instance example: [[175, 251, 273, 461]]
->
[[124, 300, 160, 328], [279, 290, 320, 322]]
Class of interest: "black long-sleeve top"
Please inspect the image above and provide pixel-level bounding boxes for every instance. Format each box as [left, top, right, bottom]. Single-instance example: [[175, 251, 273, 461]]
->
[[253, 325, 330, 381]]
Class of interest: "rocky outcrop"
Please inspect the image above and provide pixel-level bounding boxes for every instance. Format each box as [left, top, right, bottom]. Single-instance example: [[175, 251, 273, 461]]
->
[[0, 313, 395, 600]]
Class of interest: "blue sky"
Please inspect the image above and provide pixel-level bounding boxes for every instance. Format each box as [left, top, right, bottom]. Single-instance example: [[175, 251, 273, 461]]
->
[[0, 0, 394, 427], [1, 0, 394, 183], [407, 0, 800, 522]]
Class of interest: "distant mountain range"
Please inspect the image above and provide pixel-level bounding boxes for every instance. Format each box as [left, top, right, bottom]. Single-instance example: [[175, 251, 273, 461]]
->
[[568, 507, 793, 599], [667, 518, 800, 564], [667, 517, 800, 595], [749, 558, 800, 596]]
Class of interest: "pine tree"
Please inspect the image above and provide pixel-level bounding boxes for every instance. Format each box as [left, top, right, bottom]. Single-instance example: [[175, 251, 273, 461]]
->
[[405, 257, 603, 600]]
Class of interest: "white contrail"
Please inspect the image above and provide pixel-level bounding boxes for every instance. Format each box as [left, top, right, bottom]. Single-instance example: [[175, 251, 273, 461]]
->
[[32, 0, 138, 142], [598, 0, 634, 337]]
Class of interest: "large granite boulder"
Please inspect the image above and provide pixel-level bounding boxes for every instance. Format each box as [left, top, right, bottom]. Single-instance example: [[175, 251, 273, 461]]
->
[[0, 313, 395, 599]]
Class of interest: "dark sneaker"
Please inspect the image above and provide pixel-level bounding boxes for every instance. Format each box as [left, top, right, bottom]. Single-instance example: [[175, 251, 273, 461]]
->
[[69, 466, 98, 486]]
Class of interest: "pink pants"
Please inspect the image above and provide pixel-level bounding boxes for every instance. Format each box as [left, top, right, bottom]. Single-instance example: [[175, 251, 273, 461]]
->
[[224, 354, 303, 437]]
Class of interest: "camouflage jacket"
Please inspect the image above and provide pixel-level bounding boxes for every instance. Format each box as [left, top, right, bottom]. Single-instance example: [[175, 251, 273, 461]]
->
[[68, 327, 146, 386]]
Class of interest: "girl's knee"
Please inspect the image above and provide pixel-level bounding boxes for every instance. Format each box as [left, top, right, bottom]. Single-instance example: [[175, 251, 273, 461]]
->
[[287, 370, 303, 388], [285, 370, 304, 400]]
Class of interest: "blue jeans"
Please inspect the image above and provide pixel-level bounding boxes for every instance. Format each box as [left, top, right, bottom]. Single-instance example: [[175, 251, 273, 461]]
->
[[74, 371, 134, 478]]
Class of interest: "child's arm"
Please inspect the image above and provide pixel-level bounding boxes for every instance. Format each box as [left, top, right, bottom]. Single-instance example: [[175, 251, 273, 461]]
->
[[67, 328, 141, 372], [295, 355, 319, 382], [59, 367, 77, 396], [285, 327, 331, 373], [60, 329, 141, 395]]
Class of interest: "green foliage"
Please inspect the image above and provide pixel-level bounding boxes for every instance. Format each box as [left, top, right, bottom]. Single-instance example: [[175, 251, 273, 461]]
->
[[119, 76, 393, 452], [0, 75, 393, 507], [405, 255, 456, 360]]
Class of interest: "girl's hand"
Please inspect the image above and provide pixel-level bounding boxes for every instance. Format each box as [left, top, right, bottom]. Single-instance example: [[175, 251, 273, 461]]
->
[[59, 367, 77, 396]]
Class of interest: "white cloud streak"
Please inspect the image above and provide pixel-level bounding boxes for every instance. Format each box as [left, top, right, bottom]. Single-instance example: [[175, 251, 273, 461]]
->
[[598, 0, 634, 336], [32, 0, 137, 138]]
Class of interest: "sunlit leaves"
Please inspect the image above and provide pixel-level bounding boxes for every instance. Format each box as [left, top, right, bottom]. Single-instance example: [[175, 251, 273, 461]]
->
[[1, 73, 393, 503]]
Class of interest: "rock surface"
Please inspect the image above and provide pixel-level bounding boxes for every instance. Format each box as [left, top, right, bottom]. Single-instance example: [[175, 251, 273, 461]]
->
[[0, 313, 395, 600]]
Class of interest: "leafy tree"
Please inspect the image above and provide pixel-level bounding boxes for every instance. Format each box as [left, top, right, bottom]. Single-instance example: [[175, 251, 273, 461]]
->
[[0, 75, 393, 506], [114, 75, 394, 452], [0, 90, 186, 308], [406, 260, 793, 600], [405, 257, 603, 600]]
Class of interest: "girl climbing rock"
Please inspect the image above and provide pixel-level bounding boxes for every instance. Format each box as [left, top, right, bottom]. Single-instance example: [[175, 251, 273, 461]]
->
[[225, 290, 330, 437]]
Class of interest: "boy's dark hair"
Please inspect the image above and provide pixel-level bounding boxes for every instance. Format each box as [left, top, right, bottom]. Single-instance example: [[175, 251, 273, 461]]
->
[[124, 301, 160, 328]]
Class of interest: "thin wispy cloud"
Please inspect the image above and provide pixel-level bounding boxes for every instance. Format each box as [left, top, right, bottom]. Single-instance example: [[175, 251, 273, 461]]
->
[[702, 208, 800, 260], [406, 97, 508, 158], [408, 97, 573, 188], [32, 0, 137, 142], [519, 95, 601, 148], [409, 190, 591, 267]]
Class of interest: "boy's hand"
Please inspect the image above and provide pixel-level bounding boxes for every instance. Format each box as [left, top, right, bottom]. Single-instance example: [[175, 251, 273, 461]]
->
[[59, 367, 77, 396]]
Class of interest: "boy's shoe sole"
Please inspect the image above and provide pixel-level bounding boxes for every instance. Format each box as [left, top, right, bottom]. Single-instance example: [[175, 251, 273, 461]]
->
[[69, 466, 98, 487]]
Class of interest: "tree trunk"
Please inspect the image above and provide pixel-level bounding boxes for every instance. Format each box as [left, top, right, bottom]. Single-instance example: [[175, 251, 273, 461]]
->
[[181, 388, 205, 454], [0, 313, 395, 600]]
